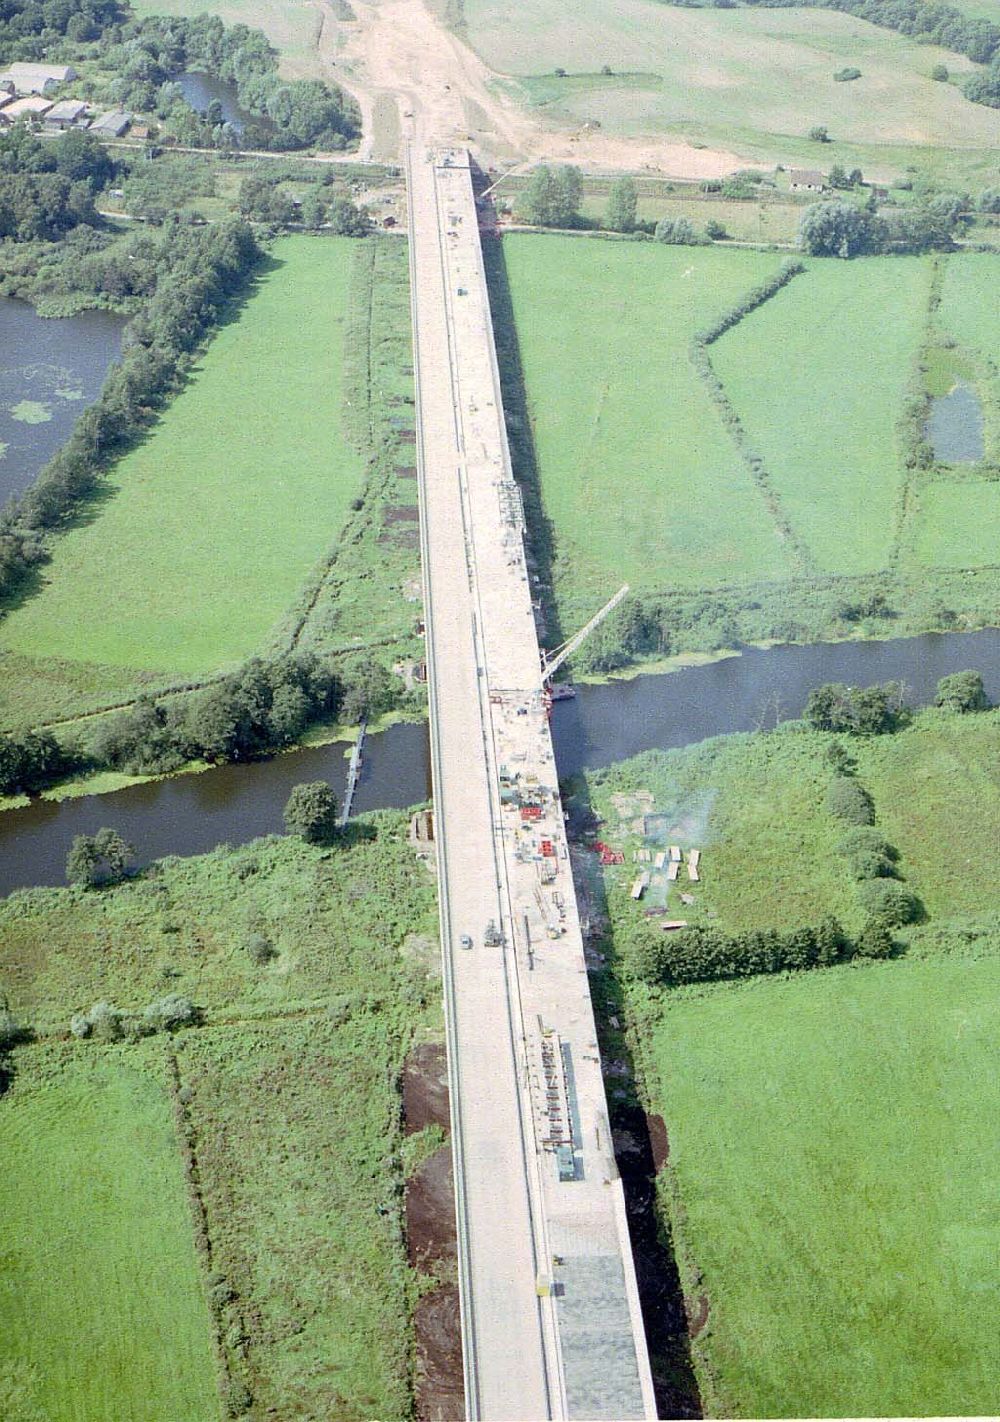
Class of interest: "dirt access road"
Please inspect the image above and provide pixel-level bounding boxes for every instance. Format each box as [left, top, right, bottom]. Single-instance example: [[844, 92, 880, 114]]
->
[[315, 0, 743, 175]]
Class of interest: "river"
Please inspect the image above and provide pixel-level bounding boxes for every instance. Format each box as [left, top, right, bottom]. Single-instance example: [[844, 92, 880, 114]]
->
[[1, 628, 998, 897], [0, 299, 125, 503]]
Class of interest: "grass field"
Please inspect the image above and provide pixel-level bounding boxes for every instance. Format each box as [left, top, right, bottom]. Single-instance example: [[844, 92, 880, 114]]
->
[[0, 1048, 220, 1422], [0, 234, 422, 732], [642, 953, 1000, 1416], [500, 237, 1000, 656], [0, 813, 441, 1419], [583, 707, 1000, 1413], [710, 256, 932, 574], [501, 235, 797, 620], [585, 705, 1000, 935], [465, 0, 1000, 181], [1, 237, 363, 681]]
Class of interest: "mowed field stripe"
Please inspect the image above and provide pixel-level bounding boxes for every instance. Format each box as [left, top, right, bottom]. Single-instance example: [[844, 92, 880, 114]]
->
[[0, 1049, 220, 1422]]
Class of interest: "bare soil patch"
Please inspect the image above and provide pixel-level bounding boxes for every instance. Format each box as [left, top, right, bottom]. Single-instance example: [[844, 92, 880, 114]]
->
[[647, 1111, 670, 1172], [406, 1144, 457, 1271], [686, 1292, 710, 1341], [403, 1041, 451, 1133], [414, 1284, 465, 1422]]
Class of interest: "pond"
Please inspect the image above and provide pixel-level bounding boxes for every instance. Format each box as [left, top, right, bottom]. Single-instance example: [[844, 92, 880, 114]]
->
[[925, 381, 986, 464], [178, 72, 273, 136], [0, 298, 125, 503], [1, 628, 999, 897]]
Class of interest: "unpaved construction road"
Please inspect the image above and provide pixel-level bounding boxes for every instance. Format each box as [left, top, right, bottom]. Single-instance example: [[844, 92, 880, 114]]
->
[[315, 0, 743, 174]]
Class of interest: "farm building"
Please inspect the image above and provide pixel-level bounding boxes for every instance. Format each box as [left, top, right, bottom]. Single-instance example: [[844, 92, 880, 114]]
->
[[89, 109, 132, 137], [788, 168, 826, 193], [1, 95, 53, 122], [0, 62, 76, 95], [43, 99, 89, 130]]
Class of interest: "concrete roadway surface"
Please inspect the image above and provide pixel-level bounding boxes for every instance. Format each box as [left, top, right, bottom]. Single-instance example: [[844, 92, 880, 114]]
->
[[406, 140, 656, 1421]]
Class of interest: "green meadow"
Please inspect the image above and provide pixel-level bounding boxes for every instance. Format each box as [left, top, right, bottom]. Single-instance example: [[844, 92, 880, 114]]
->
[[501, 235, 796, 621], [2, 237, 364, 682], [644, 953, 1000, 1417], [586, 706, 1000, 1413], [465, 0, 1000, 182], [710, 256, 932, 574], [500, 237, 1000, 654], [0, 1050, 220, 1422], [0, 814, 442, 1420]]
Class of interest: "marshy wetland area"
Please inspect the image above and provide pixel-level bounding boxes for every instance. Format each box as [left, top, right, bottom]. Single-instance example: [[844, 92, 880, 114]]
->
[[1, 0, 999, 1415]]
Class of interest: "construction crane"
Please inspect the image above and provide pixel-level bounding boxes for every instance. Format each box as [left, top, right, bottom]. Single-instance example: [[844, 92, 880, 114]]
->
[[541, 584, 630, 684]]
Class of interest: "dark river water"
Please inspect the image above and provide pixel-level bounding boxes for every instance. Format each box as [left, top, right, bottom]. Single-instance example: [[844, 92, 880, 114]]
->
[[1, 628, 998, 897], [0, 300, 124, 503], [178, 72, 271, 136]]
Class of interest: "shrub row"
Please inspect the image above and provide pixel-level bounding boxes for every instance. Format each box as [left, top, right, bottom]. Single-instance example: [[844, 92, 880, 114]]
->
[[626, 914, 894, 987], [687, 261, 813, 570], [69, 993, 201, 1041], [696, 259, 805, 346]]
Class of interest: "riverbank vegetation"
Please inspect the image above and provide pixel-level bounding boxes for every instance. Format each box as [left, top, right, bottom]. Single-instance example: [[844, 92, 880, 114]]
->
[[497, 235, 1000, 670], [0, 811, 441, 1420], [577, 697, 1000, 1414]]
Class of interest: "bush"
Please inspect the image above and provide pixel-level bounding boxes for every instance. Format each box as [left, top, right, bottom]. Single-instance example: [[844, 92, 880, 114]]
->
[[704, 218, 728, 240], [284, 781, 338, 842], [70, 994, 200, 1041], [66, 829, 135, 888], [853, 919, 896, 958], [808, 125, 831, 142], [833, 67, 862, 81], [826, 776, 875, 824], [653, 216, 707, 245], [857, 879, 921, 926], [932, 63, 949, 81], [839, 827, 898, 879], [934, 670, 989, 713], [244, 932, 277, 964], [142, 994, 200, 1032], [805, 681, 909, 735]]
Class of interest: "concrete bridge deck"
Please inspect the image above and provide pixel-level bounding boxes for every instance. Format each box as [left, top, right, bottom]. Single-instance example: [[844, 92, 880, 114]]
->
[[406, 142, 656, 1421]]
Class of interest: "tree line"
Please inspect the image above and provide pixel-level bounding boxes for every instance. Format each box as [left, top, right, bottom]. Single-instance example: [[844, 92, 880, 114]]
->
[[623, 913, 896, 987], [798, 196, 964, 257], [0, 649, 400, 795]]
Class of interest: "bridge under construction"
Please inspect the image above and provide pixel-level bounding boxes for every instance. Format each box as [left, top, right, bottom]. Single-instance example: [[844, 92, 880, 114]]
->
[[406, 142, 657, 1421]]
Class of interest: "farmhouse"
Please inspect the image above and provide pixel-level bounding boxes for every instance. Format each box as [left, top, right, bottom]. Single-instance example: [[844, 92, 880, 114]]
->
[[0, 61, 76, 95], [788, 168, 827, 193], [1, 95, 53, 122], [89, 109, 132, 136], [43, 99, 89, 130]]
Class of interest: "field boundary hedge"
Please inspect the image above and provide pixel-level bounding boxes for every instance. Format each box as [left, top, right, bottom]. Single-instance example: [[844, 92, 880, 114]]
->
[[688, 261, 817, 574]]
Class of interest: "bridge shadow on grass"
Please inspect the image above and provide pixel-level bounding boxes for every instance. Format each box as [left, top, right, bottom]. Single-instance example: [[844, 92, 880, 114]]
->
[[563, 770, 703, 1420], [480, 229, 566, 653]]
